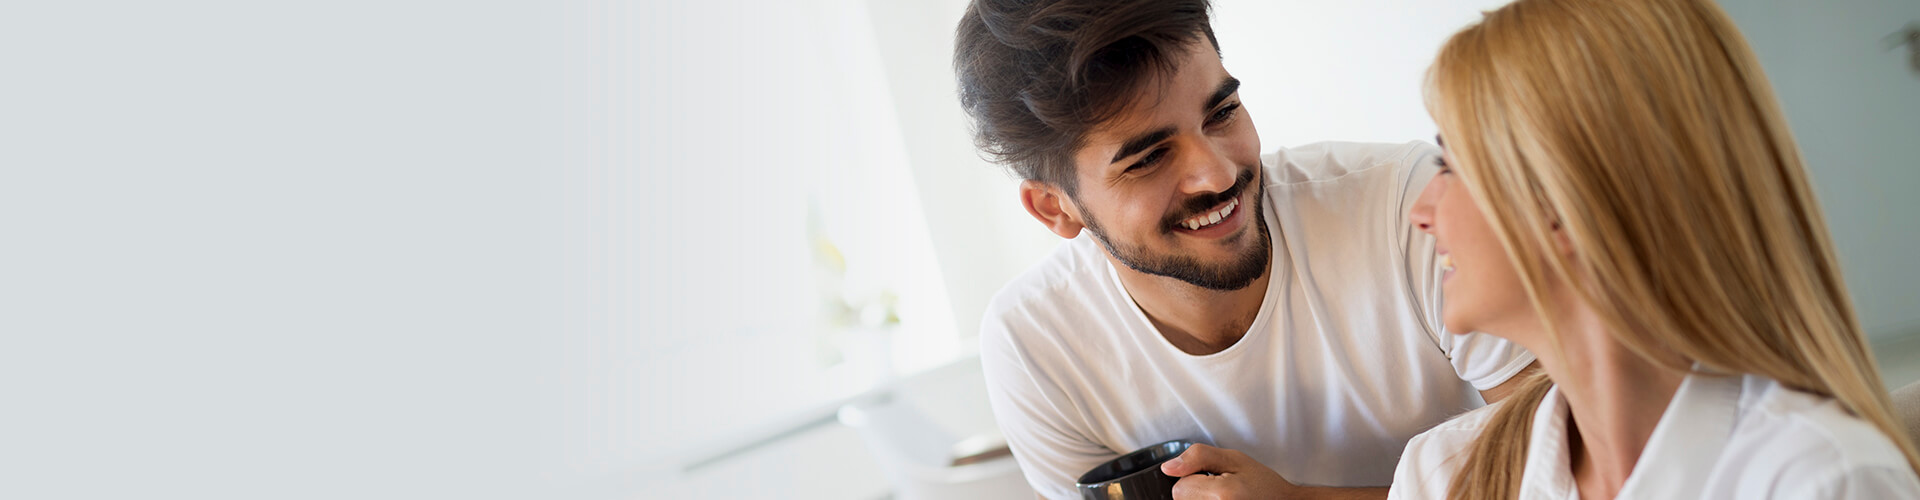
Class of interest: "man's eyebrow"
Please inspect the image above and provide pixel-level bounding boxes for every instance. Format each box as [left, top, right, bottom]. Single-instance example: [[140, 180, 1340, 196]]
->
[[1435, 134, 1445, 148], [1109, 77, 1244, 165], [1110, 127, 1175, 164], [1205, 77, 1241, 111]]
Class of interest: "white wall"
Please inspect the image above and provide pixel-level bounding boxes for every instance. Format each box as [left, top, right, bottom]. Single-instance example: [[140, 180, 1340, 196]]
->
[[1, 1, 548, 498], [1210, 0, 1515, 147], [545, 0, 968, 485], [864, 0, 1061, 356]]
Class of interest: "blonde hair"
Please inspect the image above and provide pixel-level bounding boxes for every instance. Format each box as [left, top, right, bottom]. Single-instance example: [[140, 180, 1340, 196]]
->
[[1424, 0, 1920, 498]]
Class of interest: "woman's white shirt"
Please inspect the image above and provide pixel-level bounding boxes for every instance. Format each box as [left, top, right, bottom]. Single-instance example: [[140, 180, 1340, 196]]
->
[[1388, 373, 1920, 499]]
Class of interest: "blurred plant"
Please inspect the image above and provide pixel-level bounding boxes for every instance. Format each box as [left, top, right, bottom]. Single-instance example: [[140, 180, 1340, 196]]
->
[[1887, 23, 1920, 75], [808, 200, 901, 369]]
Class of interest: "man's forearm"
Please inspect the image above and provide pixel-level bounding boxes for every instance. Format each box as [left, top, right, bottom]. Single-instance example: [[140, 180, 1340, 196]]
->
[[1294, 486, 1389, 500]]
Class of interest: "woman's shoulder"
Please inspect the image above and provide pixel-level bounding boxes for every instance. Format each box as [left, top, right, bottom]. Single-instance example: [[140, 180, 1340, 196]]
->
[[1714, 375, 1920, 497], [1728, 374, 1910, 467]]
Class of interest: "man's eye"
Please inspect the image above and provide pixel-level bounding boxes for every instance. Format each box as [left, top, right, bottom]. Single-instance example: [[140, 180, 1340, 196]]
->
[[1129, 148, 1168, 172], [1436, 155, 1452, 175], [1208, 102, 1241, 125]]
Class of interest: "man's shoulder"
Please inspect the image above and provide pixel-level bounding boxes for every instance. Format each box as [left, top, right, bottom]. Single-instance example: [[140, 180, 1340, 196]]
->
[[1256, 140, 1440, 252], [977, 236, 1124, 417], [1263, 140, 1437, 186], [981, 235, 1114, 336]]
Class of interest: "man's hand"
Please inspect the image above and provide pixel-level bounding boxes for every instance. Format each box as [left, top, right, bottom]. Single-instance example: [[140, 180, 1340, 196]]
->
[[1159, 443, 1299, 499]]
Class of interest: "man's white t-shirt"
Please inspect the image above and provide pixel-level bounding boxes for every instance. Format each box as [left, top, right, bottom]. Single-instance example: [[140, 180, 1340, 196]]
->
[[1389, 373, 1920, 499], [980, 141, 1536, 499]]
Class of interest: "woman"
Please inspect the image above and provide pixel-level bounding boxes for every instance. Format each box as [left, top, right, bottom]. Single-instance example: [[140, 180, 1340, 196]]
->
[[1389, 0, 1920, 498]]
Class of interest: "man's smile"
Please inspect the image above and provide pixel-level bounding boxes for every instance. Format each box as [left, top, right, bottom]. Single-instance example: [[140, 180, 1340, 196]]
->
[[1170, 187, 1249, 239]]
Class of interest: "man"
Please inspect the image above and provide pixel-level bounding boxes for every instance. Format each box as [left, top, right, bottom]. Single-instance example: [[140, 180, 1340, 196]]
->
[[953, 1, 1536, 499]]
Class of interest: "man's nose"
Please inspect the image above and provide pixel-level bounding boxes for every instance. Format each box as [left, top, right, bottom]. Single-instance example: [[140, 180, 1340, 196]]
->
[[1178, 140, 1236, 195]]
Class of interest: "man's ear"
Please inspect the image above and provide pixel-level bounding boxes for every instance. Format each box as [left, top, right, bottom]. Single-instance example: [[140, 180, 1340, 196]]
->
[[1020, 180, 1085, 239]]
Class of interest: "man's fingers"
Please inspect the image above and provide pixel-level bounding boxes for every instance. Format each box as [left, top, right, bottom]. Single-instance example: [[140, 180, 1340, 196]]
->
[[1160, 443, 1234, 477], [1169, 473, 1225, 500]]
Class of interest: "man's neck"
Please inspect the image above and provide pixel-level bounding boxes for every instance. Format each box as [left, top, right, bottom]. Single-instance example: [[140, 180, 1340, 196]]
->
[[1109, 257, 1271, 356]]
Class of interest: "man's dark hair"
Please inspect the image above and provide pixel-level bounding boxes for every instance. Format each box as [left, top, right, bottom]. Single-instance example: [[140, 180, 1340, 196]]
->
[[954, 0, 1219, 194]]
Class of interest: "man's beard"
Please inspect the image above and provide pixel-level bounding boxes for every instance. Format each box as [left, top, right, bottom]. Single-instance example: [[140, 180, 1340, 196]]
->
[[1080, 169, 1272, 291]]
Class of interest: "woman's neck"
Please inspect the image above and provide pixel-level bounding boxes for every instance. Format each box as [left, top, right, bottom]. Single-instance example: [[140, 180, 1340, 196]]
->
[[1527, 308, 1686, 499]]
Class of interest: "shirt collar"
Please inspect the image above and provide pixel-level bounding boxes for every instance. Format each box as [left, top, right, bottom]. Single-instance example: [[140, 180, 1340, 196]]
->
[[1516, 371, 1744, 499], [1616, 372, 1743, 498], [1518, 385, 1578, 499]]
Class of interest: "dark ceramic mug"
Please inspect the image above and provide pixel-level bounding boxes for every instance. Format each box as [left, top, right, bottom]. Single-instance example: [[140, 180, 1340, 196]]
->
[[1074, 440, 1198, 500]]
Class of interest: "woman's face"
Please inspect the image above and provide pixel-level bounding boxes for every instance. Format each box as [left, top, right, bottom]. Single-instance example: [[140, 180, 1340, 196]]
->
[[1409, 139, 1539, 340]]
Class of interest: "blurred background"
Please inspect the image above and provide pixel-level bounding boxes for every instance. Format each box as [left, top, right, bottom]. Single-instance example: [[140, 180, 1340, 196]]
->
[[1, 0, 1913, 498]]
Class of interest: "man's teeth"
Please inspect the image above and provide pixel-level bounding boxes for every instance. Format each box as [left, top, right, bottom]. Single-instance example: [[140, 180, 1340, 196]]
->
[[1440, 254, 1454, 272], [1182, 198, 1238, 230]]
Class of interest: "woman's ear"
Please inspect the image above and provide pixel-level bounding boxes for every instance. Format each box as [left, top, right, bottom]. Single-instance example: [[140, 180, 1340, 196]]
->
[[1550, 220, 1575, 257], [1020, 180, 1085, 239]]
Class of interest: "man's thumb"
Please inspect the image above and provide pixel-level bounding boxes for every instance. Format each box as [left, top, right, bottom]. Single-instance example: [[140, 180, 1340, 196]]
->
[[1159, 444, 1219, 477]]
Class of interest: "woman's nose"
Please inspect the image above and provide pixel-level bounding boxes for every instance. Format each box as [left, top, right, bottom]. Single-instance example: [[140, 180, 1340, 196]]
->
[[1410, 177, 1440, 233]]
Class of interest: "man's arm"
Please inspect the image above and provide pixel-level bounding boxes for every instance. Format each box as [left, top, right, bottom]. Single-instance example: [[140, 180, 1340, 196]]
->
[[980, 309, 1118, 499]]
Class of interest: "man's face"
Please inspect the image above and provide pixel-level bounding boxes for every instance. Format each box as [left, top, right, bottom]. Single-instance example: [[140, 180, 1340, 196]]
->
[[1065, 37, 1268, 291]]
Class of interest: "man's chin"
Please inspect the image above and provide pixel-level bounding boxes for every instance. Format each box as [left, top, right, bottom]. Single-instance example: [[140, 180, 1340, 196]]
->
[[1171, 266, 1265, 291], [1093, 209, 1270, 291], [1121, 251, 1268, 291], [1169, 227, 1251, 256]]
